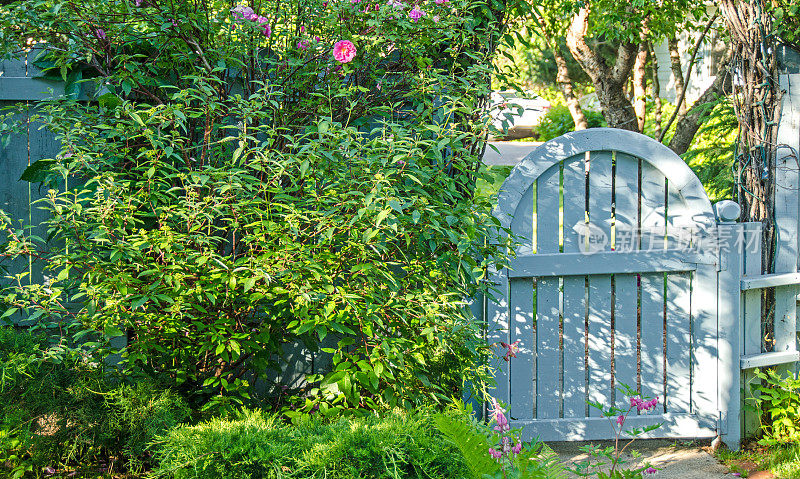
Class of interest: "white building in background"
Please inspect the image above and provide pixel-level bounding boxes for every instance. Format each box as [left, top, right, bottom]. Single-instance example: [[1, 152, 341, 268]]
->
[[652, 29, 728, 105]]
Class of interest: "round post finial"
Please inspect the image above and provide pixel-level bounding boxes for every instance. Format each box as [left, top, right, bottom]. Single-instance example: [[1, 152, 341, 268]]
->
[[714, 200, 740, 223]]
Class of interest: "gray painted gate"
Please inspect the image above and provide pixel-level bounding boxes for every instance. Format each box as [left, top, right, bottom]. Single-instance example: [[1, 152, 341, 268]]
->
[[484, 128, 799, 450]]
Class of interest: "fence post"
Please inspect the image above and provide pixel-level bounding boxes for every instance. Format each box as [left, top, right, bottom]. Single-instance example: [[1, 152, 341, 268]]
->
[[775, 73, 800, 376], [716, 207, 743, 450], [741, 222, 764, 439]]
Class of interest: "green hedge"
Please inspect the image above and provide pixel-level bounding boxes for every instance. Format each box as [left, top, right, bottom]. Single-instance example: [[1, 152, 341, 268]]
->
[[151, 410, 470, 479], [0, 327, 190, 476]]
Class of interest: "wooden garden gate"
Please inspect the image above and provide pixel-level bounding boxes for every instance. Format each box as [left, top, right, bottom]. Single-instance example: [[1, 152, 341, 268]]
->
[[483, 128, 800, 450]]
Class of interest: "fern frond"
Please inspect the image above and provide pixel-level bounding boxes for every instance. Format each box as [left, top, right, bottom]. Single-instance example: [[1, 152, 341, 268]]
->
[[433, 413, 499, 479], [518, 442, 569, 479]]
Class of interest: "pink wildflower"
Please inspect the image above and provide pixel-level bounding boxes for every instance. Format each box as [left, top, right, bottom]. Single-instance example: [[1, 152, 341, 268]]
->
[[489, 448, 502, 460], [512, 442, 523, 455], [432, 14, 439, 22], [616, 414, 625, 426], [95, 29, 107, 40], [490, 398, 509, 433], [332, 40, 357, 63], [300, 25, 305, 33], [435, 0, 448, 4], [314, 35, 322, 42], [408, 5, 424, 21], [297, 39, 310, 49], [501, 436, 511, 453], [500, 340, 520, 361], [645, 467, 657, 474]]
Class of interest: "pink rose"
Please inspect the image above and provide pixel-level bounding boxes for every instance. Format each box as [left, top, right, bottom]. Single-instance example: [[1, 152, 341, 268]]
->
[[255, 16, 272, 36], [231, 5, 255, 20], [332, 40, 357, 63]]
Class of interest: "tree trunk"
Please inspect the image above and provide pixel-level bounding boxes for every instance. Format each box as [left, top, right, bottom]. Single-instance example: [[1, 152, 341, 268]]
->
[[553, 44, 588, 130], [633, 42, 649, 132], [667, 63, 730, 154], [566, 7, 640, 132], [650, 42, 663, 139], [719, 0, 781, 272], [668, 37, 688, 119]]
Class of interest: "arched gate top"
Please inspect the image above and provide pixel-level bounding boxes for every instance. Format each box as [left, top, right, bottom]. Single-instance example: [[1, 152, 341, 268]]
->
[[493, 128, 715, 229]]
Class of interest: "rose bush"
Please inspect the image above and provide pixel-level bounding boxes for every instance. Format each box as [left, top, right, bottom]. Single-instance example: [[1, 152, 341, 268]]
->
[[0, 0, 520, 416]]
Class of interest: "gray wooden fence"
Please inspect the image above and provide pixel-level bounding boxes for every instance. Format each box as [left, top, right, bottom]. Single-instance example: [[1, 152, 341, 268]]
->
[[2, 53, 800, 449], [0, 51, 63, 307]]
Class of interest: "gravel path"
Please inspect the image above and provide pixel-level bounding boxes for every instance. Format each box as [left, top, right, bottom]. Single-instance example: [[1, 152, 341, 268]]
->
[[548, 439, 743, 478]]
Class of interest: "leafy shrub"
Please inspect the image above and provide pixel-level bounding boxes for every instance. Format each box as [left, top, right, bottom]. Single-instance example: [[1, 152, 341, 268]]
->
[[0, 327, 190, 475], [750, 368, 800, 446], [0, 0, 512, 416], [151, 409, 470, 479], [535, 104, 606, 141]]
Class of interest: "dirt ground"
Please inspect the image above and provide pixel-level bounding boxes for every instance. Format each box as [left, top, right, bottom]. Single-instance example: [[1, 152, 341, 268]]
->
[[548, 439, 758, 478]]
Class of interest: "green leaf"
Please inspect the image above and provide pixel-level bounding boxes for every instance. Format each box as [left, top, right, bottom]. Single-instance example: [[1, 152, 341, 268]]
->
[[104, 325, 124, 337], [131, 297, 148, 310], [19, 158, 55, 183]]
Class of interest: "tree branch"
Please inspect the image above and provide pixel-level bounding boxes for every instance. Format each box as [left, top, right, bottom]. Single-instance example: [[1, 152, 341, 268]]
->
[[658, 12, 719, 143]]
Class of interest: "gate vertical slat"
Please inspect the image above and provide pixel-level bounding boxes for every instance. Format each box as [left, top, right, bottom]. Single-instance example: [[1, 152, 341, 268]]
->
[[562, 155, 588, 418], [665, 272, 691, 412], [691, 244, 720, 421], [613, 153, 640, 407], [665, 190, 693, 413], [535, 165, 561, 419], [509, 186, 535, 420], [639, 163, 666, 407], [587, 151, 613, 415], [742, 223, 763, 437]]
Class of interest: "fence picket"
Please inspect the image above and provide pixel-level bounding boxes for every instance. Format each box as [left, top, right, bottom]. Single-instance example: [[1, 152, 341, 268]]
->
[[562, 154, 587, 418], [509, 185, 536, 419], [613, 153, 639, 407], [639, 162, 666, 407], [587, 150, 613, 415], [535, 165, 560, 418]]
